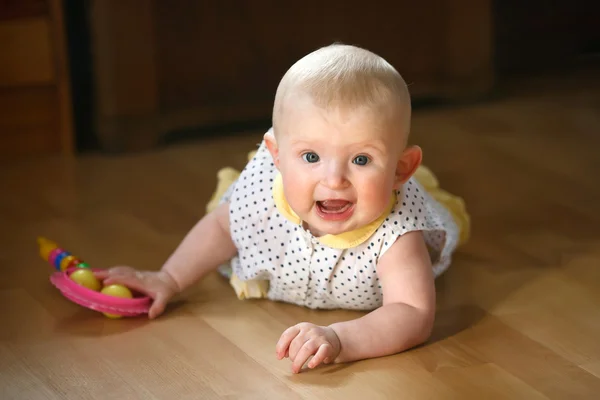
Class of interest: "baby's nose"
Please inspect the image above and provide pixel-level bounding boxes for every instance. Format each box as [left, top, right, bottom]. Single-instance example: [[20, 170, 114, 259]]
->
[[323, 162, 349, 189]]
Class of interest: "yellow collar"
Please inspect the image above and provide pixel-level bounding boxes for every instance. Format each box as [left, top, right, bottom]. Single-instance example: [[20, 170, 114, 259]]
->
[[272, 173, 396, 249]]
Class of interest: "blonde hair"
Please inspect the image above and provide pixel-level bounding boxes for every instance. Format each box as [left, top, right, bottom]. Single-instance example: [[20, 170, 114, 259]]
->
[[272, 43, 411, 134]]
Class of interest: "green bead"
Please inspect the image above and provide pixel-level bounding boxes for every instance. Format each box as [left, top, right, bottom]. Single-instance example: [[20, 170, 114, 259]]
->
[[77, 262, 90, 268]]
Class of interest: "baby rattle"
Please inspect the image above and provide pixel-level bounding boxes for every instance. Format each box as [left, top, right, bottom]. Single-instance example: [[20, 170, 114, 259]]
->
[[39, 237, 151, 318]]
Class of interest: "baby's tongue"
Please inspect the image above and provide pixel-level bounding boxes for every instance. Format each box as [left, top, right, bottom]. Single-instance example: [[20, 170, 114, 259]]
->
[[319, 200, 350, 211]]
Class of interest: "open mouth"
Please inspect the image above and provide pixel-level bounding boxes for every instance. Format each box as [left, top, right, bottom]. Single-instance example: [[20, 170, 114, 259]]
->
[[316, 200, 355, 221]]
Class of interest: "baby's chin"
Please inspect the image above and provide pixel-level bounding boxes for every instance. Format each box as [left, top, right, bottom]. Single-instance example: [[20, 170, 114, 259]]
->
[[303, 217, 364, 237], [305, 224, 347, 238]]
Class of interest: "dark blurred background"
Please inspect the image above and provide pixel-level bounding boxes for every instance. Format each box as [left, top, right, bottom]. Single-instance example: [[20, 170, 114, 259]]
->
[[0, 0, 598, 158]]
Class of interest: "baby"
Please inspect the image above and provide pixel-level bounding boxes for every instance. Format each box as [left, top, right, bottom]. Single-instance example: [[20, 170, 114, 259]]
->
[[96, 43, 469, 373]]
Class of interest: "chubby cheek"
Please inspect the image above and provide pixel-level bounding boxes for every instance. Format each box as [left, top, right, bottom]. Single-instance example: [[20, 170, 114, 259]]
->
[[281, 173, 315, 215], [356, 172, 395, 217]]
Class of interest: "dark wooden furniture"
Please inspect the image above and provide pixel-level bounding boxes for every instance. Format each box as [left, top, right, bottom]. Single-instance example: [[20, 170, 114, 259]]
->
[[0, 0, 73, 158], [89, 0, 494, 152]]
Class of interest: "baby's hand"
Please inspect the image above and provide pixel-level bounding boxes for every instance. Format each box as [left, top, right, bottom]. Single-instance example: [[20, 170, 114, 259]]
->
[[94, 266, 180, 319], [276, 322, 341, 373]]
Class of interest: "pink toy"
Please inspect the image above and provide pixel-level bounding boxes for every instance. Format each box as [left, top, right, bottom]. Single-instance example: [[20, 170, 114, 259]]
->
[[39, 237, 151, 317], [50, 268, 151, 317]]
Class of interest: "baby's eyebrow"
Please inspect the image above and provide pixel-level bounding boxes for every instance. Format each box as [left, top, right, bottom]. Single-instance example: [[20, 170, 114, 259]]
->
[[290, 138, 386, 153], [289, 140, 387, 153], [288, 140, 318, 150], [353, 141, 386, 154], [289, 139, 316, 146]]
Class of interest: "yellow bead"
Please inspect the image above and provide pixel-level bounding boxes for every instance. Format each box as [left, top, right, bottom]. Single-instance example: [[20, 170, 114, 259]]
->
[[60, 255, 77, 271], [69, 269, 102, 291], [100, 284, 133, 319]]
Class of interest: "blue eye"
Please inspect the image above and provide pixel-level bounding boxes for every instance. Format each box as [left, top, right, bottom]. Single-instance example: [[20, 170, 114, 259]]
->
[[352, 155, 370, 166], [302, 152, 320, 163]]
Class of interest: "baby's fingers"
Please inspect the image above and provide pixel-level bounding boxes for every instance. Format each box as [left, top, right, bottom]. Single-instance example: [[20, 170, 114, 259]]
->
[[94, 266, 135, 280], [102, 272, 149, 295], [148, 292, 169, 319], [93, 269, 109, 279], [291, 339, 320, 374], [308, 343, 333, 369], [276, 325, 300, 360]]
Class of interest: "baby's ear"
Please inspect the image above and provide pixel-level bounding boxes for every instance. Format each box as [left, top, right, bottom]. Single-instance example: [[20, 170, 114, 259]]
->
[[264, 130, 280, 169], [393, 145, 422, 189]]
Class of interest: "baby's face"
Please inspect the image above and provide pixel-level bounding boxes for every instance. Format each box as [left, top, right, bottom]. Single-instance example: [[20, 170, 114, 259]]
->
[[269, 96, 412, 237]]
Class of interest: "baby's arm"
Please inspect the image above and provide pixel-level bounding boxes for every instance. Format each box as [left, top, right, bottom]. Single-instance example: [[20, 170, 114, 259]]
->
[[98, 201, 237, 318], [329, 230, 436, 363], [275, 230, 435, 372], [161, 201, 237, 292]]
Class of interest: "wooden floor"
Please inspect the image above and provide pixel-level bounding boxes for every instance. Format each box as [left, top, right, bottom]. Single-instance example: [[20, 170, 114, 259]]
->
[[1, 66, 600, 399]]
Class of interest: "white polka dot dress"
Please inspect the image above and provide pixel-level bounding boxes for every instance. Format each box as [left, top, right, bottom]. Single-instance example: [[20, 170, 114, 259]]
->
[[218, 139, 460, 311]]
